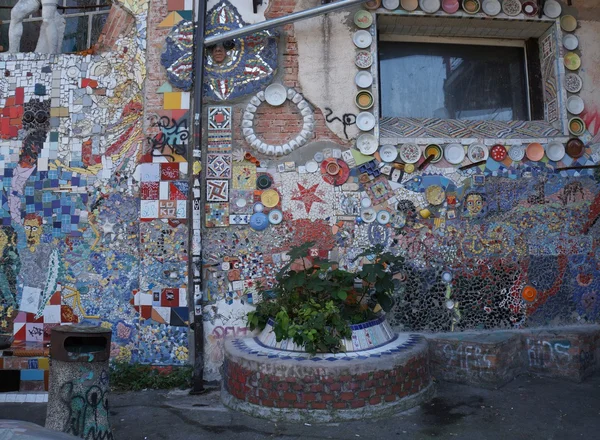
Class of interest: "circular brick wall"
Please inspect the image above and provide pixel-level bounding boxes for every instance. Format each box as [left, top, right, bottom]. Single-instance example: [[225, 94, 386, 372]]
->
[[221, 335, 434, 422]]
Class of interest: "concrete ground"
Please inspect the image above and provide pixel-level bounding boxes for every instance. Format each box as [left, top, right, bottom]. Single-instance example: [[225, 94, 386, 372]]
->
[[1, 373, 600, 440]]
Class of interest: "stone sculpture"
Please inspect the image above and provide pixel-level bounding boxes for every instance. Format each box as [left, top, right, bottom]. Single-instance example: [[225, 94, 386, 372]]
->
[[9, 0, 66, 53]]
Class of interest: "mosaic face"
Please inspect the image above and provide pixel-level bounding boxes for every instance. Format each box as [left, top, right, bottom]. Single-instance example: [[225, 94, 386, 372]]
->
[[466, 193, 484, 216], [23, 215, 43, 252]]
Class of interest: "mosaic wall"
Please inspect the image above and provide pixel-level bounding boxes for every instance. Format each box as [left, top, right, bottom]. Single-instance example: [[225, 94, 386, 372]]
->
[[0, 0, 194, 367], [201, 0, 600, 380]]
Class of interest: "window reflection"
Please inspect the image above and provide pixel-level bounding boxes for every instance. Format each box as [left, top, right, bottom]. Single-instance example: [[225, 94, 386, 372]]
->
[[379, 42, 529, 121]]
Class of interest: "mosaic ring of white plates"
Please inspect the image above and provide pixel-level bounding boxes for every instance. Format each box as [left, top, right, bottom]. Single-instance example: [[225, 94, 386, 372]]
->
[[241, 87, 315, 156]]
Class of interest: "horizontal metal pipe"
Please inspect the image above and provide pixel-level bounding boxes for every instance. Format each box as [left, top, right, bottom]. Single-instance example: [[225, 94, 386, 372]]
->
[[204, 0, 371, 46]]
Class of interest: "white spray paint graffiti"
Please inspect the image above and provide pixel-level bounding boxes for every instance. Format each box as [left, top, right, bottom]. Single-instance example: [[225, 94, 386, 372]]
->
[[526, 339, 572, 370], [440, 344, 492, 372]]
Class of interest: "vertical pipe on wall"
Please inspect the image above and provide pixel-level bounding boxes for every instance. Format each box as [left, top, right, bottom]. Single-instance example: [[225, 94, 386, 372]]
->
[[189, 0, 207, 395]]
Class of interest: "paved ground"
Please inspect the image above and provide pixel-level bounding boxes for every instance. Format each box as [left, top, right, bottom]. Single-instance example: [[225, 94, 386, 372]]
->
[[1, 373, 600, 439]]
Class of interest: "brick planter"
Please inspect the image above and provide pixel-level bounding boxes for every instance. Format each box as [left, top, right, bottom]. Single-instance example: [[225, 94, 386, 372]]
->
[[221, 334, 434, 422]]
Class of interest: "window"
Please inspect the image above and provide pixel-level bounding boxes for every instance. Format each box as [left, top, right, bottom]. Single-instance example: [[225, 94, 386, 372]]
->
[[0, 0, 109, 53], [379, 40, 532, 122]]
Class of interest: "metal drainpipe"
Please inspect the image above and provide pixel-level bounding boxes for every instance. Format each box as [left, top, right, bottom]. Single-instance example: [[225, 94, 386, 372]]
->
[[189, 0, 207, 395], [204, 0, 372, 46], [189, 0, 371, 393]]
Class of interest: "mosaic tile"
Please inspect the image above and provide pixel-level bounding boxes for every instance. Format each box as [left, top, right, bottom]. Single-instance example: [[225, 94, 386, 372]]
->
[[207, 153, 232, 178], [206, 179, 229, 202]]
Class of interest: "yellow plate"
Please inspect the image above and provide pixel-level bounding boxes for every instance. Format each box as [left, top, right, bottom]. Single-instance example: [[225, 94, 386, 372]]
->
[[425, 185, 445, 206], [560, 15, 577, 32], [564, 52, 581, 71], [261, 189, 280, 208]]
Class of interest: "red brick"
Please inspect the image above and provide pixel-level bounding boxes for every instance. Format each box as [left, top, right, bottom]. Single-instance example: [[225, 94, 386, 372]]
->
[[321, 394, 334, 402], [293, 402, 308, 409], [340, 392, 355, 401], [276, 383, 289, 391], [328, 383, 342, 391], [283, 392, 297, 402], [375, 387, 387, 395], [310, 384, 323, 392], [302, 393, 317, 402], [369, 396, 382, 405], [332, 402, 347, 409], [358, 390, 373, 399], [339, 375, 352, 382], [350, 399, 366, 408], [385, 395, 397, 402], [261, 399, 275, 407], [310, 402, 327, 409]]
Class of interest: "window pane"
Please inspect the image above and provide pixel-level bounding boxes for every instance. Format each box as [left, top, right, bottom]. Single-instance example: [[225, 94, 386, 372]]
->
[[61, 15, 88, 53], [90, 13, 108, 45], [379, 42, 529, 121], [65, 0, 97, 15], [0, 21, 41, 52]]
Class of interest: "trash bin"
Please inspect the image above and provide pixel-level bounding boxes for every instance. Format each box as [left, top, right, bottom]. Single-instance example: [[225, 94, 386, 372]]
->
[[45, 325, 114, 440]]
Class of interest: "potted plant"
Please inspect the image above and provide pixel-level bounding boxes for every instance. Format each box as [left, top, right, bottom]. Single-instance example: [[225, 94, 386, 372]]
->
[[246, 242, 403, 355]]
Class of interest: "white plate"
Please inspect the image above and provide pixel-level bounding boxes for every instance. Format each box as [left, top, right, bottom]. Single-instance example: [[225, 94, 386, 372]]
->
[[467, 143, 489, 162], [565, 73, 583, 93], [567, 96, 585, 115], [544, 0, 561, 18], [546, 142, 565, 162], [508, 144, 525, 162], [382, 0, 400, 9], [419, 0, 440, 13], [305, 160, 319, 173], [361, 208, 377, 223], [444, 143, 465, 165], [379, 144, 398, 162], [482, 0, 501, 16], [376, 210, 391, 224], [356, 134, 378, 155], [563, 34, 579, 51], [399, 143, 421, 164], [264, 84, 287, 106], [353, 30, 372, 49], [355, 71, 373, 88], [268, 209, 283, 225], [356, 112, 376, 131]]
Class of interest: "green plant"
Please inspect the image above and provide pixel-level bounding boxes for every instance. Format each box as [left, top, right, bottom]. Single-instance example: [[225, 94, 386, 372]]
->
[[247, 242, 403, 355], [109, 362, 193, 391]]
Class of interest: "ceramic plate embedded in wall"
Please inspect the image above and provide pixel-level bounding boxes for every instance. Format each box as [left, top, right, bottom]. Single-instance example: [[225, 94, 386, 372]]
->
[[467, 143, 488, 162], [399, 143, 421, 164], [567, 96, 585, 115], [355, 50, 373, 69], [355, 70, 373, 88], [305, 160, 319, 173], [356, 112, 376, 131], [268, 209, 283, 225], [526, 143, 545, 161], [353, 30, 373, 49], [379, 144, 399, 162], [569, 117, 586, 136], [425, 185, 445, 206], [564, 52, 581, 71], [355, 90, 374, 110], [501, 0, 521, 16], [521, 1, 538, 16], [383, 0, 400, 10], [401, 0, 419, 11], [354, 10, 373, 28], [546, 142, 565, 162], [376, 210, 391, 225], [444, 143, 465, 165], [356, 134, 378, 155], [442, 0, 460, 14], [462, 0, 480, 14], [565, 73, 583, 93], [264, 84, 287, 106], [563, 34, 579, 51], [419, 0, 441, 13], [566, 138, 585, 158], [543, 0, 561, 18], [561, 15, 577, 32], [365, 0, 382, 9], [490, 144, 507, 162], [424, 144, 443, 163], [508, 144, 525, 162], [361, 208, 377, 223], [481, 0, 501, 16]]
